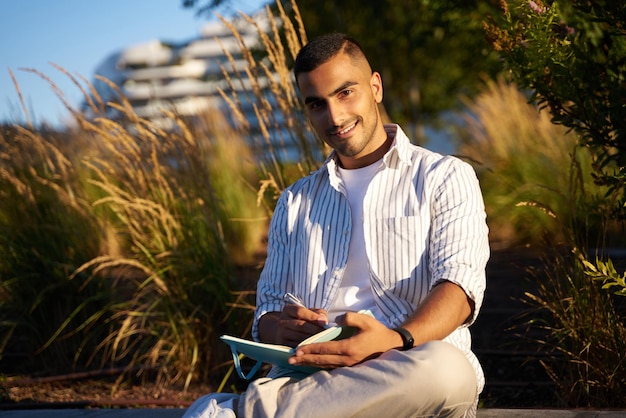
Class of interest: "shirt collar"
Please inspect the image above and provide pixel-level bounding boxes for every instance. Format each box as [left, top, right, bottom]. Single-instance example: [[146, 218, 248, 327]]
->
[[381, 124, 412, 167]]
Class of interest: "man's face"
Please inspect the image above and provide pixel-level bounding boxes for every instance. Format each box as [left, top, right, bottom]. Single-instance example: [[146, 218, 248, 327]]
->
[[297, 51, 386, 169]]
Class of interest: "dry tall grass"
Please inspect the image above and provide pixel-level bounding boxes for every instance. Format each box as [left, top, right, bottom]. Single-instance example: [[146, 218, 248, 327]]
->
[[0, 0, 324, 391], [1, 93, 265, 388], [0, 123, 104, 372], [458, 77, 599, 248], [216, 0, 327, 208]]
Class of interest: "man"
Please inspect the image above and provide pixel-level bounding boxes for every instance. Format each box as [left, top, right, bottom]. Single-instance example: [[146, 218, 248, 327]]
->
[[185, 32, 489, 418]]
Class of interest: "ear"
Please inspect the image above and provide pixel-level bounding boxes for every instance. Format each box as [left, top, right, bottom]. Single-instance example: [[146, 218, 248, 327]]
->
[[370, 72, 383, 104]]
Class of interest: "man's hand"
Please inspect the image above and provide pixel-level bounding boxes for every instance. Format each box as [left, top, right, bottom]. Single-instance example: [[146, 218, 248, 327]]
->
[[259, 304, 329, 347], [277, 304, 329, 346], [287, 311, 403, 369]]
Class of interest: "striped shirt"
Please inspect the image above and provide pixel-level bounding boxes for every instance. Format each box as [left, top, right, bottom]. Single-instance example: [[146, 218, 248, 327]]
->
[[253, 124, 489, 390]]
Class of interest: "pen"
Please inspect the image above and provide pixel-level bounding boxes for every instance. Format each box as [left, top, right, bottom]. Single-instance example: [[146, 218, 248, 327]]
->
[[283, 292, 307, 308], [283, 293, 334, 328]]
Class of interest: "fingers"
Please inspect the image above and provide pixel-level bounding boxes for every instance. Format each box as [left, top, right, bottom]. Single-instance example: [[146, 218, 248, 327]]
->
[[281, 320, 323, 346], [289, 341, 355, 368], [288, 312, 387, 368], [278, 305, 328, 346], [336, 310, 374, 328], [282, 305, 328, 328], [310, 308, 329, 326]]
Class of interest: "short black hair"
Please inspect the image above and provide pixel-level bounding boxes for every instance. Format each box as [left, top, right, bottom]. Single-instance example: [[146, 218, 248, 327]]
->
[[293, 33, 368, 81]]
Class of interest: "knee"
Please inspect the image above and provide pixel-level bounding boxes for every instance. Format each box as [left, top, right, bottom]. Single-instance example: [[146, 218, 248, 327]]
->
[[405, 341, 477, 406]]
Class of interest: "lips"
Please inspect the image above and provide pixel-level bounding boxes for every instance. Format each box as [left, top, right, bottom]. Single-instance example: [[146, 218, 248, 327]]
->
[[329, 121, 357, 137], [338, 123, 356, 135]]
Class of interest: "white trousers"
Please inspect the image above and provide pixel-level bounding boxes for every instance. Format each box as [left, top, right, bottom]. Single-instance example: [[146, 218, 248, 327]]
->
[[188, 340, 478, 418]]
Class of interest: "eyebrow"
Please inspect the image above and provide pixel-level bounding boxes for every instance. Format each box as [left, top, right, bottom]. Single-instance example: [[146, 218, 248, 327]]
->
[[303, 81, 358, 105]]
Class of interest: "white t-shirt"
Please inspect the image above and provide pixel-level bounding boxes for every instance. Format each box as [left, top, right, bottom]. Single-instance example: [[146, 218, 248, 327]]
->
[[328, 160, 385, 323]]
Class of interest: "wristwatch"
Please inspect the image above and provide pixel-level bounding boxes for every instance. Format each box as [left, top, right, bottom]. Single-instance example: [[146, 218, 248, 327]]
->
[[392, 326, 414, 351]]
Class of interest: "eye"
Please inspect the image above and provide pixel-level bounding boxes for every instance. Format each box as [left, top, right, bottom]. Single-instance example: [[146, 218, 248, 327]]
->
[[338, 89, 353, 99], [308, 100, 325, 111]]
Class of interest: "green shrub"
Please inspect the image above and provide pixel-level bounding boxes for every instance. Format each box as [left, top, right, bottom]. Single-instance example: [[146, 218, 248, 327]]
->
[[481, 1, 626, 405], [459, 77, 626, 406], [524, 252, 626, 407]]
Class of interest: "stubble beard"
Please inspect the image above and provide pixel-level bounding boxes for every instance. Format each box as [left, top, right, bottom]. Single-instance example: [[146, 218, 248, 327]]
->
[[327, 116, 372, 158]]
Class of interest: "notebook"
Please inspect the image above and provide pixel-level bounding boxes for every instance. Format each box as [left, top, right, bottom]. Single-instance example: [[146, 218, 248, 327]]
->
[[221, 309, 372, 379]]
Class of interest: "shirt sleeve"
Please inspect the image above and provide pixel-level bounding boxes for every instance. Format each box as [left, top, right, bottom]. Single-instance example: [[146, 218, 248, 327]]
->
[[428, 156, 489, 326], [251, 189, 292, 341]]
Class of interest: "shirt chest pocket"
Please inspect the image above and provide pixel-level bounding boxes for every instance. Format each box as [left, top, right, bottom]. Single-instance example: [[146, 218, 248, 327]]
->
[[368, 216, 428, 288]]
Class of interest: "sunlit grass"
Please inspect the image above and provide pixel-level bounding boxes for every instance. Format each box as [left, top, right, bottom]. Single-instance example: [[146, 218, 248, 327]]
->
[[1, 99, 260, 388], [0, 123, 105, 372], [0, 0, 318, 391], [458, 77, 601, 249], [216, 0, 327, 206]]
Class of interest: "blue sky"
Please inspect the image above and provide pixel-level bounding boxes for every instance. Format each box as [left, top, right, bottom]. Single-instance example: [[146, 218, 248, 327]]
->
[[0, 0, 267, 127]]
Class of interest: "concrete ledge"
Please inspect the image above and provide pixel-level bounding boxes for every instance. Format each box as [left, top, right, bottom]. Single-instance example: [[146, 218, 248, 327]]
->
[[477, 409, 626, 417], [2, 408, 626, 417], [0, 410, 184, 417]]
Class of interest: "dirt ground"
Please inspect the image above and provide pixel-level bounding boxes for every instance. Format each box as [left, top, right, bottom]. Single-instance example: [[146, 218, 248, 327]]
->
[[1, 247, 559, 410], [1, 376, 207, 409]]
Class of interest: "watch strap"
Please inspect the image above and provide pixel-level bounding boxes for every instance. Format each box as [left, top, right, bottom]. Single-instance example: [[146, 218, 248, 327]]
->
[[392, 326, 414, 351]]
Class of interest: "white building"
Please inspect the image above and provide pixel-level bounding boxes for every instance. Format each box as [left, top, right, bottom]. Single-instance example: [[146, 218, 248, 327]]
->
[[88, 15, 266, 124], [86, 12, 319, 162], [86, 14, 317, 161]]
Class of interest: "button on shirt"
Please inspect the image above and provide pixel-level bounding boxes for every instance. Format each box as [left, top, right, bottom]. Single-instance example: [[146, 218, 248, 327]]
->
[[253, 124, 489, 390]]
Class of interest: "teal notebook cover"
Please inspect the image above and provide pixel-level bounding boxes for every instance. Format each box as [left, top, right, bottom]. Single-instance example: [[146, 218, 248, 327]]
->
[[221, 310, 372, 379]]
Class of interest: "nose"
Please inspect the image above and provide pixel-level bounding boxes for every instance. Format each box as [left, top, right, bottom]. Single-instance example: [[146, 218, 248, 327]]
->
[[326, 100, 344, 127]]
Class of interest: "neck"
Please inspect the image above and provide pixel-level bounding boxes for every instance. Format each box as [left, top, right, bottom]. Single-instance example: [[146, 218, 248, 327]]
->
[[339, 133, 392, 169]]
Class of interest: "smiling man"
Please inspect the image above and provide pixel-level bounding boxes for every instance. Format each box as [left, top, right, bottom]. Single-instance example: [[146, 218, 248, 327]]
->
[[298, 44, 388, 169], [184, 33, 489, 418]]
